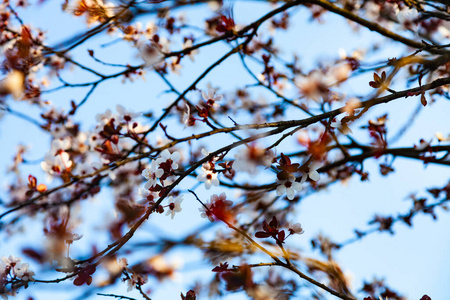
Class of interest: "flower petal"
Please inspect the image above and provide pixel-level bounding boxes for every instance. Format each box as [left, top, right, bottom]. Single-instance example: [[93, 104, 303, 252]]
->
[[309, 171, 320, 181]]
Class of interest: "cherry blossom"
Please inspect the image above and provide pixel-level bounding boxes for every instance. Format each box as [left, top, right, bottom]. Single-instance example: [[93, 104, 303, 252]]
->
[[156, 150, 181, 170], [198, 205, 215, 222], [41, 151, 73, 176], [302, 161, 321, 182], [327, 62, 352, 84], [202, 88, 223, 108], [287, 222, 304, 235], [165, 195, 183, 219], [1, 256, 34, 281], [95, 109, 115, 125], [13, 263, 34, 281], [396, 7, 419, 31], [126, 273, 148, 292], [414, 139, 431, 151], [276, 174, 303, 200], [2, 255, 21, 267], [197, 166, 219, 190], [142, 160, 164, 188]]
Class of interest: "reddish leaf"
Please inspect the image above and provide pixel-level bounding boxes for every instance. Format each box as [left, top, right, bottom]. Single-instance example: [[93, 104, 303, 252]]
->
[[255, 231, 271, 238]]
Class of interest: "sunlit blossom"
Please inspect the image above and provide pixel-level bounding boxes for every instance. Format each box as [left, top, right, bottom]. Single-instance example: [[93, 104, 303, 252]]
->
[[197, 166, 219, 190], [142, 160, 164, 188], [165, 195, 183, 219], [156, 150, 181, 170]]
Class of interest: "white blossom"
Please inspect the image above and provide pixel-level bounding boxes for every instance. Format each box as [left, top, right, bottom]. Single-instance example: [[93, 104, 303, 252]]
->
[[165, 195, 183, 219], [1, 256, 34, 281], [288, 222, 304, 235], [396, 7, 419, 31], [156, 150, 181, 170], [197, 166, 219, 190], [327, 63, 352, 84], [302, 161, 321, 182], [295, 71, 329, 102], [142, 160, 164, 188], [198, 205, 214, 222], [276, 175, 303, 200], [13, 263, 34, 281], [41, 151, 73, 176], [414, 139, 431, 151], [95, 108, 115, 125], [2, 255, 21, 266], [126, 273, 148, 292]]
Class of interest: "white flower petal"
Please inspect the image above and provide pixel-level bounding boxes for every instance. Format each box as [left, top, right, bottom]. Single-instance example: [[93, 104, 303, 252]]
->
[[286, 188, 295, 200], [205, 181, 212, 190], [276, 185, 286, 196], [292, 182, 303, 192], [309, 171, 320, 181]]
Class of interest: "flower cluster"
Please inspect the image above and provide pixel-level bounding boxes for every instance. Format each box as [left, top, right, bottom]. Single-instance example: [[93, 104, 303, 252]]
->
[[141, 150, 181, 193], [89, 105, 145, 164], [1, 256, 34, 297], [140, 150, 184, 218], [255, 216, 304, 246], [275, 154, 322, 200], [182, 89, 224, 127]]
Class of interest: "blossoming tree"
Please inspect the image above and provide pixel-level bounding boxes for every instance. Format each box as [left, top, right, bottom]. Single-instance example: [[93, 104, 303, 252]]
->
[[0, 0, 449, 299]]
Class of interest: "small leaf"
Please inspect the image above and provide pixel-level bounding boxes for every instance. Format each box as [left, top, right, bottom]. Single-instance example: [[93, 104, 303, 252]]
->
[[277, 230, 285, 242], [255, 231, 271, 238]]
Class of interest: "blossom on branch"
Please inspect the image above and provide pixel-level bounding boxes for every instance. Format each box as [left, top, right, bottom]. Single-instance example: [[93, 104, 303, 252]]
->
[[199, 193, 234, 223], [276, 174, 303, 200], [197, 165, 219, 190], [142, 160, 164, 189], [202, 88, 223, 108], [165, 195, 183, 219]]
